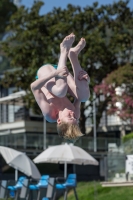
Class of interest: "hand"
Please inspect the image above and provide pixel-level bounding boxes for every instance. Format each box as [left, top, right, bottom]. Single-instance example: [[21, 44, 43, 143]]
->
[[55, 66, 68, 78], [78, 70, 90, 83]]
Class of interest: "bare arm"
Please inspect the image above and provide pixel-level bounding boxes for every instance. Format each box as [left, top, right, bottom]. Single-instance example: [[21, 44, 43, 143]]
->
[[73, 99, 81, 120], [78, 70, 90, 83], [30, 67, 68, 90], [31, 87, 51, 117], [67, 71, 90, 102], [31, 71, 56, 90], [30, 67, 68, 120]]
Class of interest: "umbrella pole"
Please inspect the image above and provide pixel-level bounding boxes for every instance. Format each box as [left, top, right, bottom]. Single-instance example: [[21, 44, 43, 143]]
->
[[15, 169, 18, 181], [73, 164, 76, 174], [93, 92, 97, 152], [43, 116, 46, 150], [64, 161, 67, 178]]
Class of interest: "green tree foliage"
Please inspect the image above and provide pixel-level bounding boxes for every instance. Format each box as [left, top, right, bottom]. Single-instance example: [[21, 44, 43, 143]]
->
[[95, 55, 133, 125], [0, 0, 17, 72], [1, 0, 133, 133], [0, 0, 17, 35], [122, 132, 133, 143]]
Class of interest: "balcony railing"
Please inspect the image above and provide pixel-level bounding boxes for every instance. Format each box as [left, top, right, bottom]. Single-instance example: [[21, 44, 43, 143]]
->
[[0, 133, 120, 156]]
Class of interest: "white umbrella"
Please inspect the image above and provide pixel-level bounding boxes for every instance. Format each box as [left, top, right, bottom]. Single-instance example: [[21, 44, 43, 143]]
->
[[0, 146, 41, 180], [34, 143, 98, 178]]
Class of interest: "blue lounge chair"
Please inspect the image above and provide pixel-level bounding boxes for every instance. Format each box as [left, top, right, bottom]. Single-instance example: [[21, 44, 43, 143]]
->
[[7, 176, 27, 199], [42, 178, 55, 200], [29, 175, 49, 190], [19, 178, 29, 200], [29, 175, 49, 200], [0, 180, 8, 198], [54, 174, 78, 200]]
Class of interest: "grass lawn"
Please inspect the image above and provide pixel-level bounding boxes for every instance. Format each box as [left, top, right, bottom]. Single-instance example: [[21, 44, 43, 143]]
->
[[59, 181, 133, 200]]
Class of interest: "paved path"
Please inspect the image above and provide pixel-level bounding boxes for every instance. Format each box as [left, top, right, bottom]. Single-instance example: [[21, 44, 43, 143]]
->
[[101, 181, 133, 187]]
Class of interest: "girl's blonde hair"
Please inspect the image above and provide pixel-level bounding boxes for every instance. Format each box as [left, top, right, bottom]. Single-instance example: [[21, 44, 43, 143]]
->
[[57, 122, 83, 142]]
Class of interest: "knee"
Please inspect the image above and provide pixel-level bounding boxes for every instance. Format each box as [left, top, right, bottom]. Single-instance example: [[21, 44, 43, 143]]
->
[[38, 64, 52, 78], [56, 85, 68, 98]]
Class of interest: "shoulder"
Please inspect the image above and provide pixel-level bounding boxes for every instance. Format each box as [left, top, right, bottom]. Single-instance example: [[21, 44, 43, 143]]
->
[[44, 109, 57, 123], [43, 105, 58, 123]]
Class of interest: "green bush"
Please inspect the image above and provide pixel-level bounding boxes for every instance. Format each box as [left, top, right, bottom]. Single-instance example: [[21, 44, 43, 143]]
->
[[0, 199, 13, 200], [59, 181, 133, 200], [122, 132, 133, 143]]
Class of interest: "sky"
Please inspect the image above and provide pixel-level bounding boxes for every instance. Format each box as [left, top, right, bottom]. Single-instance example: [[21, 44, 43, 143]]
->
[[21, 0, 133, 14]]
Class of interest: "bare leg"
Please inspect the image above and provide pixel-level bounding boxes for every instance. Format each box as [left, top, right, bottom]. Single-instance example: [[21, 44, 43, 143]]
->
[[39, 34, 75, 98], [67, 38, 90, 101], [53, 33, 75, 97]]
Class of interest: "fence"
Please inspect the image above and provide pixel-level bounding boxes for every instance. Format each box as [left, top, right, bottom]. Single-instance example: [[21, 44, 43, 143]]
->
[[0, 133, 120, 155]]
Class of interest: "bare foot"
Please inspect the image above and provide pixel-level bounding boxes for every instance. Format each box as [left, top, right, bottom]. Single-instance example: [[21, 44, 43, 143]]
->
[[60, 33, 75, 52], [69, 38, 86, 56]]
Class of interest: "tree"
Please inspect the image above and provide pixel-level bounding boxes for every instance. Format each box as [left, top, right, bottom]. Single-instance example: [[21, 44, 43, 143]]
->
[[1, 0, 133, 134], [0, 0, 17, 72], [95, 64, 133, 128], [0, 0, 17, 36]]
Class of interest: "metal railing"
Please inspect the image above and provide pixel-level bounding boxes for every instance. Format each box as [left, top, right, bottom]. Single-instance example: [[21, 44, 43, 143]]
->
[[0, 133, 120, 155]]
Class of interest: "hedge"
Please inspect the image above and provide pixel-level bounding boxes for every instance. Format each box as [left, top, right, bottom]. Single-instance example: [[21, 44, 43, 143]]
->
[[122, 132, 133, 143]]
